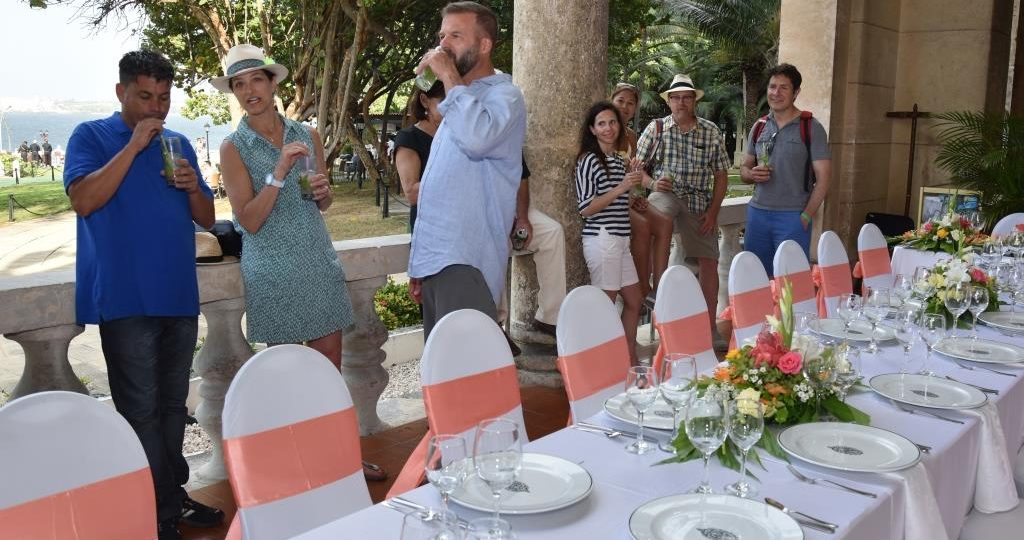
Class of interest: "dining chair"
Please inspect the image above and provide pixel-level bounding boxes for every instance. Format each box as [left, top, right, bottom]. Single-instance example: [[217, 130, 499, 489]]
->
[[222, 344, 370, 539], [555, 285, 632, 424], [387, 308, 526, 498], [992, 212, 1024, 237], [651, 265, 718, 376], [0, 391, 156, 539], [815, 230, 854, 318], [853, 223, 894, 295], [727, 251, 775, 349], [773, 239, 818, 315]]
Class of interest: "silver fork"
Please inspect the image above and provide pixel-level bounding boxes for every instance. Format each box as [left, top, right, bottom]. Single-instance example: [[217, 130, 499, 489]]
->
[[954, 360, 1017, 377], [891, 401, 965, 424], [786, 465, 878, 498]]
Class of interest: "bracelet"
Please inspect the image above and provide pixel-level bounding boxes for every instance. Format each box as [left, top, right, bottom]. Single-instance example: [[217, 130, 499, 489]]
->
[[800, 211, 812, 222]]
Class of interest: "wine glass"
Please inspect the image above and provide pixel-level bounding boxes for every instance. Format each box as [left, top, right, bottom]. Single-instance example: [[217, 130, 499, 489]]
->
[[918, 313, 947, 376], [966, 210, 984, 232], [624, 365, 659, 455], [472, 418, 522, 539], [658, 354, 697, 454], [724, 398, 764, 498], [912, 266, 936, 302], [1007, 231, 1024, 258], [893, 306, 921, 374], [836, 293, 863, 347], [967, 286, 990, 342], [802, 354, 837, 419], [834, 344, 861, 401], [863, 288, 890, 354], [685, 394, 728, 494], [993, 263, 1016, 307], [980, 240, 1003, 271], [426, 435, 468, 514], [794, 311, 819, 337], [943, 281, 970, 338], [892, 274, 913, 307], [402, 509, 460, 540]]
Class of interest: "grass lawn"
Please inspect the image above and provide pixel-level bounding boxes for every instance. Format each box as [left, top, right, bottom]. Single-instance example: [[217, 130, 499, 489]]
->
[[0, 181, 71, 222], [323, 181, 409, 240]]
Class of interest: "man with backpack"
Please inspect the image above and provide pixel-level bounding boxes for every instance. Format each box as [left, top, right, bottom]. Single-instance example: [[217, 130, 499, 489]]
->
[[740, 63, 831, 277]]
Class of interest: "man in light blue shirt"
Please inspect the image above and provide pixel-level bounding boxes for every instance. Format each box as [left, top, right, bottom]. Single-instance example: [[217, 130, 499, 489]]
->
[[409, 1, 526, 338]]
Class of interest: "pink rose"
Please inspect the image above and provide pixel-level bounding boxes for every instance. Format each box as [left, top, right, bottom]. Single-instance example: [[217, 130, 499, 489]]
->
[[923, 222, 934, 232], [969, 268, 987, 283], [959, 218, 972, 229], [777, 351, 803, 375]]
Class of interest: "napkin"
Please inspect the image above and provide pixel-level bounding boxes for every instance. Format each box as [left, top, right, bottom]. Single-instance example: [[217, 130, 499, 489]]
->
[[962, 403, 1019, 513], [885, 463, 949, 540]]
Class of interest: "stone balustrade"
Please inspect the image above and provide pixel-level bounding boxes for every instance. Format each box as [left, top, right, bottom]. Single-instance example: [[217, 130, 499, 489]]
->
[[717, 196, 751, 316]]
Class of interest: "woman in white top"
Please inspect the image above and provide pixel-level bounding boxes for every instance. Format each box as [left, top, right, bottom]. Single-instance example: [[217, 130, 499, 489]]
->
[[574, 101, 652, 364]]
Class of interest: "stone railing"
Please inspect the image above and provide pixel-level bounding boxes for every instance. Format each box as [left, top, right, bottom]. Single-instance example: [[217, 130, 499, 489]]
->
[[717, 196, 751, 315], [0, 234, 410, 482]]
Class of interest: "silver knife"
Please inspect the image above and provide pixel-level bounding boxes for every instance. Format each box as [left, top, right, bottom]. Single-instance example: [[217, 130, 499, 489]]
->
[[944, 375, 999, 394], [576, 421, 663, 439], [386, 497, 471, 529]]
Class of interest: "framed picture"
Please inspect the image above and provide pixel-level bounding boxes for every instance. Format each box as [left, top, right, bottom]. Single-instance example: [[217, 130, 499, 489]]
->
[[917, 187, 981, 224]]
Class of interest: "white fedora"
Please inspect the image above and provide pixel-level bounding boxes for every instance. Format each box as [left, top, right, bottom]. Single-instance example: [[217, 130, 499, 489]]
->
[[210, 44, 288, 93], [659, 74, 704, 102]]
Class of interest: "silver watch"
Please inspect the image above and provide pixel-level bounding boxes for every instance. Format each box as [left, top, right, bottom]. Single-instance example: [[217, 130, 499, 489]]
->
[[264, 173, 284, 188]]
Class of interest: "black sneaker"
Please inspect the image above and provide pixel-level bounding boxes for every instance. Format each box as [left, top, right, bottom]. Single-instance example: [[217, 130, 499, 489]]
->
[[158, 519, 182, 540], [181, 496, 224, 528]]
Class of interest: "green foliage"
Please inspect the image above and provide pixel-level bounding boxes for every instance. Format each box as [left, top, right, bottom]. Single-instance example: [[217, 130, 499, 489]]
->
[[934, 111, 1024, 226], [181, 90, 231, 125], [374, 277, 422, 331]]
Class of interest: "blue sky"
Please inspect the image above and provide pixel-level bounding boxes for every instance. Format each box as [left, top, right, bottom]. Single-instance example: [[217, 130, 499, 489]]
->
[[1, 2, 149, 102]]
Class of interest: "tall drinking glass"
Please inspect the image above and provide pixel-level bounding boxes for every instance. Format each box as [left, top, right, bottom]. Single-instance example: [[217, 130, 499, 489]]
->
[[685, 395, 728, 494], [863, 288, 890, 354], [472, 418, 521, 539], [161, 136, 182, 187], [724, 398, 764, 498], [919, 313, 947, 376], [893, 306, 921, 374], [658, 354, 697, 454], [297, 154, 316, 200], [967, 285, 989, 342], [426, 435, 468, 514], [625, 366, 659, 455], [414, 47, 442, 91], [943, 281, 970, 338]]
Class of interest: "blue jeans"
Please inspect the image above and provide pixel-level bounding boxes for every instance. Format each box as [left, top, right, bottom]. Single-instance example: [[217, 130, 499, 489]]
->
[[99, 316, 197, 524], [744, 206, 810, 278]]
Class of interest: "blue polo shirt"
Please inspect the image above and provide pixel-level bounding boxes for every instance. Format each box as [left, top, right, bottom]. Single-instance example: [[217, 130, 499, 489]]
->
[[64, 112, 212, 324]]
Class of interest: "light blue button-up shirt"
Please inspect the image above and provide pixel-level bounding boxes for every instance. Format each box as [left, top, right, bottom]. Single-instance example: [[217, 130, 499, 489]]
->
[[408, 72, 526, 302]]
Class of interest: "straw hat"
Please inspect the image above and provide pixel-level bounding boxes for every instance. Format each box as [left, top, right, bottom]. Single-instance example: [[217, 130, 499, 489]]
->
[[195, 232, 227, 263], [210, 44, 288, 93], [659, 74, 704, 102]]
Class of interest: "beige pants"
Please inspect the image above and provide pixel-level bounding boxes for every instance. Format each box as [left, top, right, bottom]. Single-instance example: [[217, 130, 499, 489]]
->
[[498, 206, 567, 326]]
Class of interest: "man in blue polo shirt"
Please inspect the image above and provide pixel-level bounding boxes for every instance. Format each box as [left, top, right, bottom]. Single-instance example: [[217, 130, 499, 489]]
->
[[64, 50, 219, 540]]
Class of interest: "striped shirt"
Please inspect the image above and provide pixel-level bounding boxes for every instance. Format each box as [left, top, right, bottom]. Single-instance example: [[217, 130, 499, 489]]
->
[[575, 152, 631, 237], [635, 115, 731, 215]]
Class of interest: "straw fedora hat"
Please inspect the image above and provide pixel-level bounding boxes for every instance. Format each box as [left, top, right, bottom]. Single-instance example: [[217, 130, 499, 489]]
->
[[659, 74, 704, 102], [210, 44, 288, 93]]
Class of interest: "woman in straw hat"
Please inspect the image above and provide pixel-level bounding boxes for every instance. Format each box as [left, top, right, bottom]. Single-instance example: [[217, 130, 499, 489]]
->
[[213, 45, 385, 480]]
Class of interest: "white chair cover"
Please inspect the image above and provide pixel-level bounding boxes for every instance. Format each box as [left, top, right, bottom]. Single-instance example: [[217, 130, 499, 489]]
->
[[653, 265, 718, 374], [773, 240, 818, 315], [727, 251, 774, 348], [816, 230, 854, 318], [992, 213, 1024, 237], [856, 223, 894, 294]]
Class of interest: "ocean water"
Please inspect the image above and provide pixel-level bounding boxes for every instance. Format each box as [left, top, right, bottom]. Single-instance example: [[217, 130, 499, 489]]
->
[[0, 111, 233, 159]]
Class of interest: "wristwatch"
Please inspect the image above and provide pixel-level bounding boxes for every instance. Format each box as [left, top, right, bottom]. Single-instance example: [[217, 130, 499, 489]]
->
[[265, 173, 284, 188]]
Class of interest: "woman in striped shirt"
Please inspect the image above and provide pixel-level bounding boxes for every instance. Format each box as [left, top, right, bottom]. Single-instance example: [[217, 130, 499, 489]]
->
[[575, 101, 651, 364]]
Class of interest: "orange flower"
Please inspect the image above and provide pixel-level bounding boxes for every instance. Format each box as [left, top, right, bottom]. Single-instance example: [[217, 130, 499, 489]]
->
[[764, 383, 788, 396], [714, 367, 731, 382]]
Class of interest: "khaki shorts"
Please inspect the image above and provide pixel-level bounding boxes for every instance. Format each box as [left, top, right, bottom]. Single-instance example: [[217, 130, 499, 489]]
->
[[647, 192, 720, 260], [582, 230, 639, 291]]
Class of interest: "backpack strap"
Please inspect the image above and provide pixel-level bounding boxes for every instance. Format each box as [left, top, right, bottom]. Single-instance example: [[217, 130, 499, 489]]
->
[[751, 115, 769, 144], [799, 111, 815, 192]]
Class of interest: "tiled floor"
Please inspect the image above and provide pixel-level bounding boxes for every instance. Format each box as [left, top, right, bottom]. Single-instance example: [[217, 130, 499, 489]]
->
[[181, 385, 569, 540]]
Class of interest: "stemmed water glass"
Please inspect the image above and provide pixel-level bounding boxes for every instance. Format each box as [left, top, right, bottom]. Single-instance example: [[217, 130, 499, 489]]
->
[[893, 306, 921, 374], [966, 210, 985, 232], [1007, 231, 1024, 259], [834, 344, 862, 402], [967, 286, 990, 341], [892, 274, 913, 307], [912, 267, 936, 302], [803, 354, 837, 419], [863, 288, 890, 354], [685, 394, 728, 494], [624, 366, 659, 455], [918, 313, 947, 376], [658, 355, 697, 454], [426, 435, 468, 514], [401, 510, 460, 540], [943, 281, 970, 338], [980, 239, 1003, 271], [794, 311, 819, 337], [836, 293, 863, 346], [472, 418, 522, 539], [724, 398, 764, 498]]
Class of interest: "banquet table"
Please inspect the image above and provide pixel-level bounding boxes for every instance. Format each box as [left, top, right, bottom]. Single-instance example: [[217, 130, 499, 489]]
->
[[889, 245, 953, 279], [296, 311, 1024, 540]]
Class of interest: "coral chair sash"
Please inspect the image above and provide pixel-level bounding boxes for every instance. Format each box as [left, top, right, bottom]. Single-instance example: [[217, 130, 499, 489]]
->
[[775, 270, 815, 304], [224, 408, 362, 508], [729, 287, 775, 329], [556, 337, 630, 402], [852, 247, 891, 279], [653, 311, 712, 375], [423, 365, 520, 436], [814, 263, 853, 316], [0, 468, 154, 540]]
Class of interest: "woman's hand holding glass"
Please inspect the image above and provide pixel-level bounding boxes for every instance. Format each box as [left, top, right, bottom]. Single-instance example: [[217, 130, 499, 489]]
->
[[625, 366, 659, 455], [658, 355, 697, 454]]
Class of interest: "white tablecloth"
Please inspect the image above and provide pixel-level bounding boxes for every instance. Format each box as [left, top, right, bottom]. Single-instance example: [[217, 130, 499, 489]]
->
[[890, 246, 953, 279], [296, 314, 1024, 540]]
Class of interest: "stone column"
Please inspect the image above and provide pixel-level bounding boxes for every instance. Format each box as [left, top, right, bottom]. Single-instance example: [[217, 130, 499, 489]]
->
[[193, 297, 253, 482], [510, 0, 609, 340], [341, 275, 389, 436], [6, 324, 86, 399]]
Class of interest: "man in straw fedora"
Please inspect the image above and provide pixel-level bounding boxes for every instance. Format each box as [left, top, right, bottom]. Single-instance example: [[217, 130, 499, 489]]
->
[[635, 74, 731, 351]]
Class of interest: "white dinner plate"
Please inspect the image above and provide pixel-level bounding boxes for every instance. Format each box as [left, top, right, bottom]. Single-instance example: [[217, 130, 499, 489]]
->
[[628, 494, 803, 540], [811, 318, 896, 342], [605, 393, 677, 431], [450, 453, 592, 514], [978, 312, 1024, 334], [869, 373, 987, 410], [934, 337, 1024, 365], [778, 422, 920, 473]]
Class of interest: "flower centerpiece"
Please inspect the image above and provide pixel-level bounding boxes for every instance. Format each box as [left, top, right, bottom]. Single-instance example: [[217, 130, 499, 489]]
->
[[916, 252, 1001, 327], [892, 211, 988, 254], [662, 281, 870, 472]]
